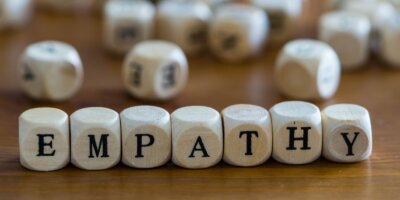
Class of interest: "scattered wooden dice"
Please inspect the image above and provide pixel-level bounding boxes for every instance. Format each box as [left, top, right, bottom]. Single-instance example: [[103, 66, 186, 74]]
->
[[103, 0, 155, 54], [156, 0, 212, 55], [18, 41, 84, 101], [19, 107, 70, 171], [70, 107, 121, 170], [252, 0, 302, 43], [19, 102, 373, 171], [122, 40, 188, 101], [0, 0, 32, 30], [319, 11, 371, 70], [171, 106, 223, 169], [379, 14, 400, 68], [275, 39, 341, 100], [322, 104, 372, 162], [209, 3, 269, 62]]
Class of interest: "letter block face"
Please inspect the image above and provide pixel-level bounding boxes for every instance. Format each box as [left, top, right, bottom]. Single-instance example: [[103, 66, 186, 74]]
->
[[18, 41, 84, 101], [71, 107, 121, 170], [208, 4, 269, 62], [19, 108, 69, 171], [120, 106, 171, 168], [171, 106, 223, 169], [319, 11, 371, 70], [270, 101, 322, 165], [122, 40, 188, 101], [0, 0, 32, 30], [156, 1, 212, 55], [275, 39, 341, 100], [103, 0, 155, 54], [222, 104, 272, 167], [252, 0, 302, 43], [322, 104, 372, 162]]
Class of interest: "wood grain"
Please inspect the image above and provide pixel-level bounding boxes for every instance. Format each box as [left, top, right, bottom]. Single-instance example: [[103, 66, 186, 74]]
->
[[0, 1, 399, 199]]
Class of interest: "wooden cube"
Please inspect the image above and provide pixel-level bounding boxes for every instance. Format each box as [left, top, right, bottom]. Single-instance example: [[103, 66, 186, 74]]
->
[[120, 106, 171, 168], [222, 104, 272, 167], [71, 107, 121, 170], [319, 11, 371, 70], [380, 14, 400, 68], [0, 0, 32, 30], [342, 0, 396, 32], [19, 108, 69, 171], [270, 101, 322, 165], [252, 0, 302, 43], [122, 40, 188, 101], [103, 0, 155, 54], [322, 104, 372, 162], [18, 41, 84, 101], [275, 39, 341, 100], [208, 3, 268, 62], [156, 1, 212, 55], [171, 106, 223, 169]]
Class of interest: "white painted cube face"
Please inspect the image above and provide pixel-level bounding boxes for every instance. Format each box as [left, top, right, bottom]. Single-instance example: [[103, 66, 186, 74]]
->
[[0, 0, 32, 30], [70, 107, 121, 170], [270, 101, 322, 165], [319, 11, 371, 69], [171, 106, 223, 169], [380, 14, 400, 68], [104, 0, 155, 54], [19, 41, 84, 101], [122, 40, 188, 101], [157, 1, 211, 55], [209, 4, 268, 62], [322, 104, 372, 163], [252, 0, 302, 43], [275, 39, 341, 100], [19, 108, 70, 171]]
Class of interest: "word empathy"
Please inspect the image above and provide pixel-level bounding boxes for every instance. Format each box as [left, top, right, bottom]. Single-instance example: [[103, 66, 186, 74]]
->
[[19, 101, 373, 171]]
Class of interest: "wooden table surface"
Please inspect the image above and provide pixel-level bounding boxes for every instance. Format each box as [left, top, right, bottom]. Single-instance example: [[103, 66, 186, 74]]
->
[[1, 1, 399, 199]]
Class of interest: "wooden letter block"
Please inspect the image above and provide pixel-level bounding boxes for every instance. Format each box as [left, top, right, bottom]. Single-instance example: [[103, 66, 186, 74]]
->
[[252, 0, 302, 43], [19, 108, 69, 171], [0, 0, 32, 30], [171, 106, 223, 169], [71, 107, 121, 170], [157, 1, 212, 55], [275, 39, 341, 100], [270, 101, 322, 165], [342, 0, 396, 32], [222, 104, 272, 167], [322, 104, 372, 162], [104, 0, 155, 54], [18, 41, 84, 101], [120, 106, 171, 168], [319, 11, 371, 70], [380, 15, 400, 68], [122, 40, 188, 101], [208, 4, 268, 62]]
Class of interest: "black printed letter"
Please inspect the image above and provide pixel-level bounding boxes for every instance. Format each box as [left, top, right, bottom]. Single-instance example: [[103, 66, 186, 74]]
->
[[239, 131, 259, 156], [189, 136, 210, 158], [135, 134, 155, 158], [88, 134, 109, 158], [37, 134, 55, 156]]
